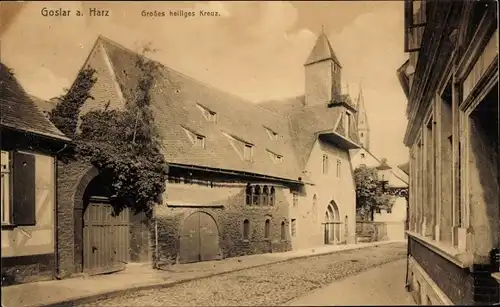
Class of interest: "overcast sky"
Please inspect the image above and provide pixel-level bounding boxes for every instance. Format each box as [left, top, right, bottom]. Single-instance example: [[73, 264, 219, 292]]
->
[[1, 1, 409, 165]]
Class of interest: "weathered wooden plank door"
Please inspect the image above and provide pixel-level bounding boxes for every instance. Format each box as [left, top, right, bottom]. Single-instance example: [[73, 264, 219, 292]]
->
[[178, 212, 220, 264], [83, 197, 130, 275]]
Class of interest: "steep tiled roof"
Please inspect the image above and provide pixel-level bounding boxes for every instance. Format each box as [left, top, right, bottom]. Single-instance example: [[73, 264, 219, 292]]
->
[[398, 162, 409, 176], [97, 37, 303, 182], [0, 62, 70, 142], [304, 32, 342, 67]]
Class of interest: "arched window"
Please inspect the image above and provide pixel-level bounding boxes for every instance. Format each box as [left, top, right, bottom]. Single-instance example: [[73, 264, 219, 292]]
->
[[269, 187, 276, 206], [245, 183, 252, 206], [243, 219, 250, 240], [262, 186, 269, 206], [253, 185, 261, 205], [264, 219, 271, 238], [280, 221, 286, 240]]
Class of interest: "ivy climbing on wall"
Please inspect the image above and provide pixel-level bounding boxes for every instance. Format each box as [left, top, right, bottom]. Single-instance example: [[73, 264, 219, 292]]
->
[[50, 46, 168, 215]]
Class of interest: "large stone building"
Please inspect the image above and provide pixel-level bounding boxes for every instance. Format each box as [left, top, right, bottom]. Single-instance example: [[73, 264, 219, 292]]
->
[[51, 29, 361, 270], [398, 0, 499, 305]]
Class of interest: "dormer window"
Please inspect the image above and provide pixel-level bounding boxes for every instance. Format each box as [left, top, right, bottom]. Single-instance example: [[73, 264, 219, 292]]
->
[[267, 150, 283, 164], [221, 131, 255, 161], [243, 144, 253, 161], [197, 104, 218, 123], [264, 126, 278, 141], [195, 135, 206, 149], [182, 126, 206, 149]]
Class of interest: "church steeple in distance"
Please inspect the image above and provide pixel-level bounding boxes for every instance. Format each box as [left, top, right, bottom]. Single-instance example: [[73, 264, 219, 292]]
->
[[304, 26, 342, 106], [356, 83, 370, 150]]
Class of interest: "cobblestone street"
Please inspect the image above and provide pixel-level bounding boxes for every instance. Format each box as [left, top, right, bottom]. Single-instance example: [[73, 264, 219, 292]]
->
[[79, 242, 406, 306]]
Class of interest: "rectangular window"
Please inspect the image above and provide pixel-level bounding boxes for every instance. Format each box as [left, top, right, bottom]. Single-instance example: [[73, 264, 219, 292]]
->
[[1, 151, 11, 224], [345, 112, 351, 135], [243, 144, 253, 161], [440, 82, 453, 244], [291, 219, 296, 237], [292, 191, 298, 207], [195, 135, 205, 149], [336, 159, 341, 177], [267, 150, 283, 164], [264, 127, 278, 141], [322, 154, 329, 174], [425, 116, 435, 238], [197, 104, 218, 123]]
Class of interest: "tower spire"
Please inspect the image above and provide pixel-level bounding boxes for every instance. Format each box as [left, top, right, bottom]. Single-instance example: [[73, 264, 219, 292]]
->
[[356, 79, 370, 150]]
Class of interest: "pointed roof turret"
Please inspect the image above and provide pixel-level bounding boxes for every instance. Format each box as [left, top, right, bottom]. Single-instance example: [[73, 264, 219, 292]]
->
[[355, 84, 365, 117], [304, 30, 342, 67]]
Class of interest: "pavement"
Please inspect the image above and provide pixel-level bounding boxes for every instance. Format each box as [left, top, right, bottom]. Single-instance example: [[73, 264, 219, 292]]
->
[[1, 240, 406, 307], [284, 259, 416, 306]]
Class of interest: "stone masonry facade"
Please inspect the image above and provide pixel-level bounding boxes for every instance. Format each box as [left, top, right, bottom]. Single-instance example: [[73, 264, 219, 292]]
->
[[154, 168, 293, 265]]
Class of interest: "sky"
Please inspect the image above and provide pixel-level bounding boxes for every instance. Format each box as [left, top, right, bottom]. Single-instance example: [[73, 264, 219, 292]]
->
[[1, 1, 410, 165]]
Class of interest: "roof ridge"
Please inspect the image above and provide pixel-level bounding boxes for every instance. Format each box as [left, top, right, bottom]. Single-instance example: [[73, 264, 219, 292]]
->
[[98, 35, 281, 119]]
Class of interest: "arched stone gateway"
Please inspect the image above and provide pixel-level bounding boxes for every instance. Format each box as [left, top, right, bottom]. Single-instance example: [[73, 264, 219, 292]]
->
[[324, 201, 341, 245], [57, 161, 136, 277], [178, 211, 221, 264], [80, 172, 131, 275]]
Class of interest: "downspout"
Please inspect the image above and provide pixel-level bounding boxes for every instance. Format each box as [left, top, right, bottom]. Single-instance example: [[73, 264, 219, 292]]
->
[[405, 194, 410, 291], [54, 143, 67, 280]]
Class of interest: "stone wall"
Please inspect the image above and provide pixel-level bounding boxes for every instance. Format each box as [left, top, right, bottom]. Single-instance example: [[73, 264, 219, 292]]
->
[[56, 160, 97, 277], [408, 235, 500, 305], [154, 174, 293, 265]]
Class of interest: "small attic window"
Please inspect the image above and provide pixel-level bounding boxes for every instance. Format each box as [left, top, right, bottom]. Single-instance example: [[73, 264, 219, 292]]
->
[[181, 126, 206, 149], [197, 104, 217, 123], [361, 153, 365, 159], [221, 131, 254, 162], [264, 126, 278, 141], [243, 144, 254, 161], [267, 150, 283, 164]]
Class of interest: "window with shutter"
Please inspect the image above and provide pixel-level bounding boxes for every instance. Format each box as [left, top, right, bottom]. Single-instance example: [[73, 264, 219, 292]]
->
[[12, 152, 36, 226]]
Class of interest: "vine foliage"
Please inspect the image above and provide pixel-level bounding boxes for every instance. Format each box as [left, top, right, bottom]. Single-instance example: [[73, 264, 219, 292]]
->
[[50, 46, 168, 215], [354, 165, 408, 221]]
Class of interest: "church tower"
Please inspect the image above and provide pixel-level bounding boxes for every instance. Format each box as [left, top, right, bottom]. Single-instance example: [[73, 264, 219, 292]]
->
[[304, 30, 342, 106], [356, 86, 370, 149]]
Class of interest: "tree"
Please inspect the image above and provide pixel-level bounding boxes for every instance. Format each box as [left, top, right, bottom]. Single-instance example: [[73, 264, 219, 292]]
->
[[353, 165, 395, 221], [50, 45, 168, 216]]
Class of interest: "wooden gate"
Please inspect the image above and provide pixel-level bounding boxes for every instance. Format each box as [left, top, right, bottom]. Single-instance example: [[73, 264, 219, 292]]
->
[[83, 197, 130, 275], [178, 211, 220, 264]]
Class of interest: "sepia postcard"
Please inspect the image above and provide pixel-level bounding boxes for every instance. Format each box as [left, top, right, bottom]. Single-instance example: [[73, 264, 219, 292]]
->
[[0, 1, 499, 306]]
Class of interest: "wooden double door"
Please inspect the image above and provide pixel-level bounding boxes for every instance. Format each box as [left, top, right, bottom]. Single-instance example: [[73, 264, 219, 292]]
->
[[83, 197, 130, 275], [178, 211, 221, 264]]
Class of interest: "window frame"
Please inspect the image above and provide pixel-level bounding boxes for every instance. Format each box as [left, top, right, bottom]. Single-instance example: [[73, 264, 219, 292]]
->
[[291, 218, 296, 237], [292, 191, 298, 208], [1, 150, 12, 225], [322, 154, 329, 174], [264, 219, 271, 239], [345, 111, 352, 135], [243, 219, 250, 240], [243, 144, 254, 162], [336, 159, 342, 178]]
